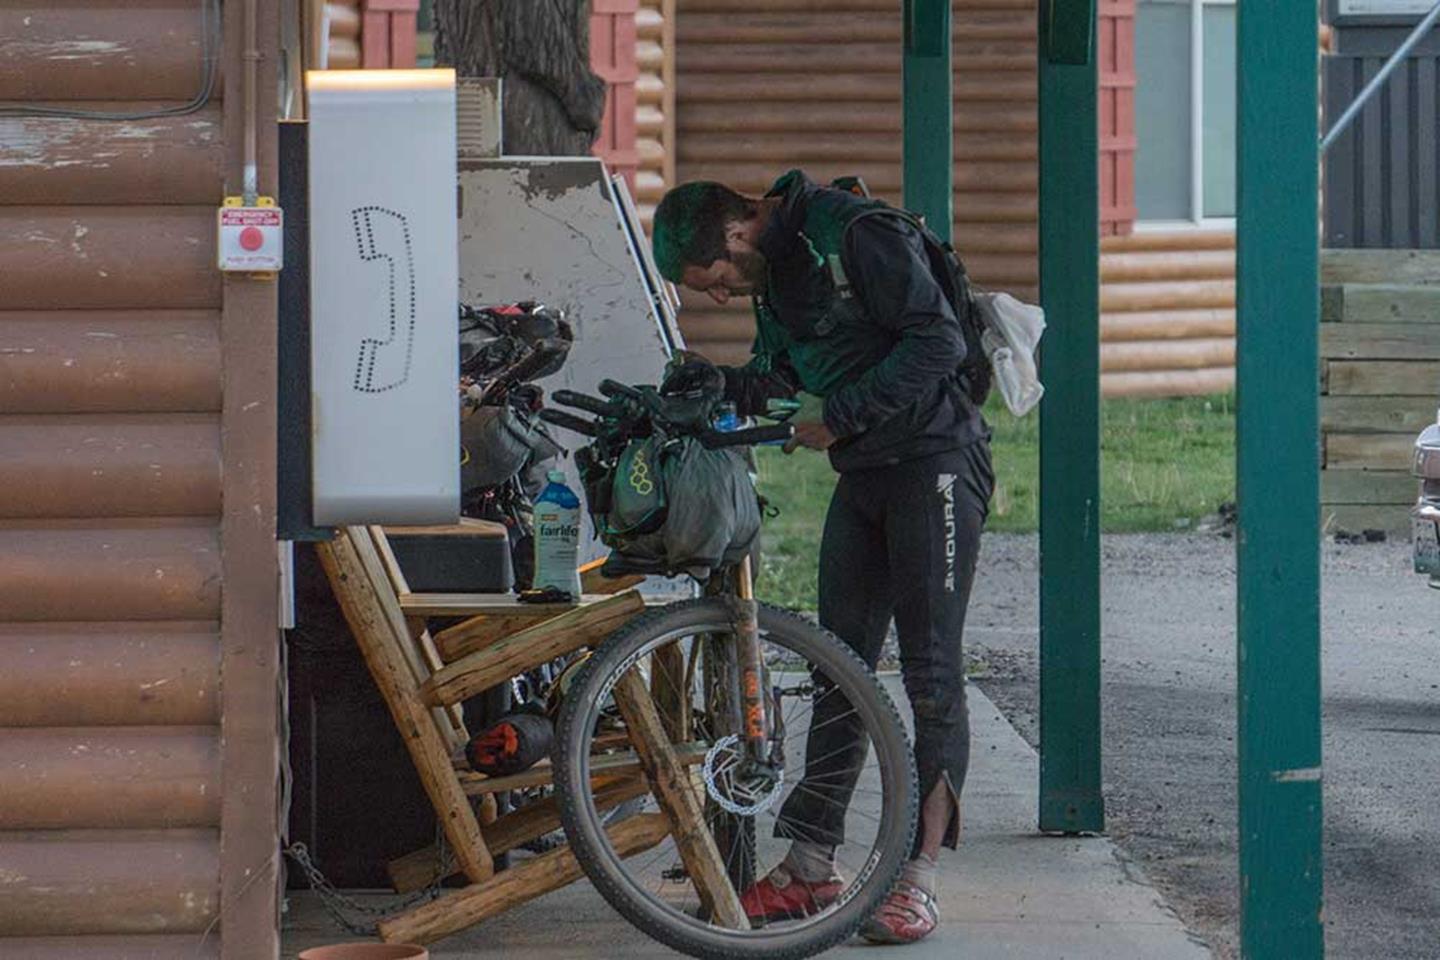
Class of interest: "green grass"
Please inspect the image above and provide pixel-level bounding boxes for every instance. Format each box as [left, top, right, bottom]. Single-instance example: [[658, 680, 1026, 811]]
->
[[752, 394, 1236, 610]]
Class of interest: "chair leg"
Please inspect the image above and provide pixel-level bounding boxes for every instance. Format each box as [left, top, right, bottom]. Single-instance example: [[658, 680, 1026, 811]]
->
[[378, 813, 670, 945], [386, 775, 648, 893], [611, 668, 748, 929], [317, 532, 495, 883]]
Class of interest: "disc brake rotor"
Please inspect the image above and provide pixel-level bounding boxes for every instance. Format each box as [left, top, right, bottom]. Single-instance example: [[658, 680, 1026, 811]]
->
[[701, 734, 784, 816]]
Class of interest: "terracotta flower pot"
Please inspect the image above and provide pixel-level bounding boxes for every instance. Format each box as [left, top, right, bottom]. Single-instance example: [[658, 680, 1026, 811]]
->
[[298, 945, 428, 960]]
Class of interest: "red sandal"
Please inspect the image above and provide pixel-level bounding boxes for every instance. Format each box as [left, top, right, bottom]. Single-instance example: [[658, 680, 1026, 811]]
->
[[859, 880, 939, 944]]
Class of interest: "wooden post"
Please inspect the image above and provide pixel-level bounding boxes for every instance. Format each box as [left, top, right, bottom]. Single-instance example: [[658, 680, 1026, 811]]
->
[[411, 619, 468, 746], [902, 0, 953, 242], [435, 612, 542, 662], [651, 642, 690, 742], [1236, 2, 1323, 954], [316, 532, 494, 883], [612, 667, 747, 928], [347, 527, 466, 748], [387, 776, 650, 893], [1037, 0, 1105, 834], [378, 813, 671, 945]]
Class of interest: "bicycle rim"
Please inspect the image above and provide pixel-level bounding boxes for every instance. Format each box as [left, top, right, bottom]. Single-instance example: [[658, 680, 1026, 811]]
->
[[555, 599, 917, 960]]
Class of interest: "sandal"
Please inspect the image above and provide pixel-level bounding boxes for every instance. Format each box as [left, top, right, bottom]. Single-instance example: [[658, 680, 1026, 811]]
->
[[859, 879, 939, 944]]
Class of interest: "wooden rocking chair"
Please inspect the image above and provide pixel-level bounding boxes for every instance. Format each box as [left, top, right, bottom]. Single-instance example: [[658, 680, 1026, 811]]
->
[[315, 523, 741, 945]]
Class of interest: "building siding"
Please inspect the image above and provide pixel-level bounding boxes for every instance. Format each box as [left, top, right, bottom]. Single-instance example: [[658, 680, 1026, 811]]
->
[[672, 0, 1039, 365], [0, 0, 280, 953], [1324, 41, 1440, 249]]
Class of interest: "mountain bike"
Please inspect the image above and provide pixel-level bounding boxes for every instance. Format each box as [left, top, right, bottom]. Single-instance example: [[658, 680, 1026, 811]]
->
[[539, 381, 918, 960]]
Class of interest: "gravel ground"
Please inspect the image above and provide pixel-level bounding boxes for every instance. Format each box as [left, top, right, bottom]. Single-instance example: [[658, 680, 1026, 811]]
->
[[956, 532, 1440, 959]]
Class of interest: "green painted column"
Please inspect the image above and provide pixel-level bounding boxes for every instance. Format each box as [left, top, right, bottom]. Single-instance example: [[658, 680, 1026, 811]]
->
[[902, 0, 952, 243], [1037, 0, 1104, 834], [1235, 5, 1323, 957]]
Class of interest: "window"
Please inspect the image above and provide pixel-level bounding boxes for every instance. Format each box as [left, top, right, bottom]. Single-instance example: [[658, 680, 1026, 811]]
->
[[1134, 0, 1237, 224]]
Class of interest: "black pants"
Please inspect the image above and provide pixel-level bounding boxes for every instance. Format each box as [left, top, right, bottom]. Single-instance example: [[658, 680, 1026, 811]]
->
[[777, 442, 992, 854]]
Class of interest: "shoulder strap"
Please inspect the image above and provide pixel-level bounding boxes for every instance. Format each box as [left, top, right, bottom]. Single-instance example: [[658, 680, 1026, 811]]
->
[[836, 204, 993, 403], [839, 207, 975, 311]]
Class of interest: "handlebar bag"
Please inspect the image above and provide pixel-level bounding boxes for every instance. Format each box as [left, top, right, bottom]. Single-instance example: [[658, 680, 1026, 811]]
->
[[598, 436, 761, 582], [604, 435, 669, 537]]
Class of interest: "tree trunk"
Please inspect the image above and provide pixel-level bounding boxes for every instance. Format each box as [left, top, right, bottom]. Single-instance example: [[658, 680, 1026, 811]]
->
[[433, 0, 606, 157]]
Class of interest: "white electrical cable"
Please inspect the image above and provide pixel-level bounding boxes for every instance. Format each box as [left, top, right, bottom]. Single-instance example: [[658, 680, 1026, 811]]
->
[[0, 0, 220, 121]]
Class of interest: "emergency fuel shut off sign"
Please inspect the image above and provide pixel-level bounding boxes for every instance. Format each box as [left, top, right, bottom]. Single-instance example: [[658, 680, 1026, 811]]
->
[[217, 201, 284, 272]]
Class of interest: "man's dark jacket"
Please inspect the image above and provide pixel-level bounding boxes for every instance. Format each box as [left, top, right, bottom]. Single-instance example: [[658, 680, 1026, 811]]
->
[[722, 170, 987, 473]]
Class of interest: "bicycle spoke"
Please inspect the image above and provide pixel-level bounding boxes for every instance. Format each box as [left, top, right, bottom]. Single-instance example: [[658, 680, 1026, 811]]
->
[[783, 783, 887, 827], [559, 605, 914, 952]]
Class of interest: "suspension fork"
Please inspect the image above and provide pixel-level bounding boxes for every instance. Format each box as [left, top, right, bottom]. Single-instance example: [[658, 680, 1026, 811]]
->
[[730, 556, 773, 769]]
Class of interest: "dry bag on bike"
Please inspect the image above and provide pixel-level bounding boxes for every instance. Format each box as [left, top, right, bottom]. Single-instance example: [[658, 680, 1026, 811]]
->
[[589, 436, 761, 581], [460, 403, 564, 492]]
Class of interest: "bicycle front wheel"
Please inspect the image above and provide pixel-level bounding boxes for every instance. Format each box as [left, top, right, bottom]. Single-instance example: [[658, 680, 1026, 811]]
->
[[554, 598, 917, 960]]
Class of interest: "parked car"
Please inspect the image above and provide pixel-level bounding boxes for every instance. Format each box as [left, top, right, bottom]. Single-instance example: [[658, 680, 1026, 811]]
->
[[1411, 415, 1440, 587]]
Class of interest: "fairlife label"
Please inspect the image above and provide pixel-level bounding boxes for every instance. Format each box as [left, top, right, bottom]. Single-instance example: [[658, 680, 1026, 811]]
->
[[533, 496, 582, 597]]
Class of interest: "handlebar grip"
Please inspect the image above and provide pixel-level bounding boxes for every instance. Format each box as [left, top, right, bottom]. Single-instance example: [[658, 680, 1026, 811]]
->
[[598, 379, 645, 401], [699, 424, 795, 450], [551, 390, 623, 418], [538, 408, 599, 437]]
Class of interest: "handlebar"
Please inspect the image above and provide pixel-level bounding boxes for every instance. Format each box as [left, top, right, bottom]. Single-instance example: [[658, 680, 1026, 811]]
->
[[548, 380, 795, 450], [537, 408, 599, 437], [551, 389, 625, 419], [698, 423, 795, 450], [598, 379, 645, 402]]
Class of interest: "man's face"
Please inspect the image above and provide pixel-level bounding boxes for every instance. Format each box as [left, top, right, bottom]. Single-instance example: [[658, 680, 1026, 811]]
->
[[678, 217, 766, 304], [680, 251, 765, 305]]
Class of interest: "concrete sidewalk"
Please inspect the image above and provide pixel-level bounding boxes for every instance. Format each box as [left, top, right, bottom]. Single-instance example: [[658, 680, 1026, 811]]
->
[[284, 683, 1211, 959]]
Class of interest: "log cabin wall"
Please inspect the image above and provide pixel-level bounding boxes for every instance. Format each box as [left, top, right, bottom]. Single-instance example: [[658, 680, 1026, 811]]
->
[[669, 0, 1237, 396], [326, 0, 362, 67], [330, 3, 1237, 393], [321, 0, 417, 69], [671, 0, 1040, 366], [635, 0, 677, 225], [0, 0, 282, 954]]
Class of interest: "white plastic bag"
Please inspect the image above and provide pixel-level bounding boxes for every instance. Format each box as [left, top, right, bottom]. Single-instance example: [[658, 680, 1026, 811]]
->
[[975, 292, 1046, 417]]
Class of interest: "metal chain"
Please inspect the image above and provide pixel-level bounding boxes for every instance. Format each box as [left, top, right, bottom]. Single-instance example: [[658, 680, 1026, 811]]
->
[[284, 823, 454, 936]]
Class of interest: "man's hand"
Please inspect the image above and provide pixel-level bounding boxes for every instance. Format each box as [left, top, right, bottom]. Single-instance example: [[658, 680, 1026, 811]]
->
[[783, 421, 837, 454]]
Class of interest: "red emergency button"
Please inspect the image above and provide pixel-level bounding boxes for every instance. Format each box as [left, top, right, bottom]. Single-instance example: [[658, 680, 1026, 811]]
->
[[239, 226, 265, 251]]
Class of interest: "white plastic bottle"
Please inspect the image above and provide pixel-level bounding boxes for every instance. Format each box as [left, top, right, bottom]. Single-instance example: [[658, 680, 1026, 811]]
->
[[532, 470, 583, 598]]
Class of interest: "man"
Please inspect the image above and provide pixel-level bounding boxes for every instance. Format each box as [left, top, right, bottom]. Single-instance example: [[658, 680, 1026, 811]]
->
[[651, 170, 993, 944]]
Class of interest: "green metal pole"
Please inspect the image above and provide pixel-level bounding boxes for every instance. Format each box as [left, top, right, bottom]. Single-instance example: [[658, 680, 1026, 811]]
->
[[902, 0, 952, 243], [1037, 0, 1103, 834], [1236, 5, 1323, 957]]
